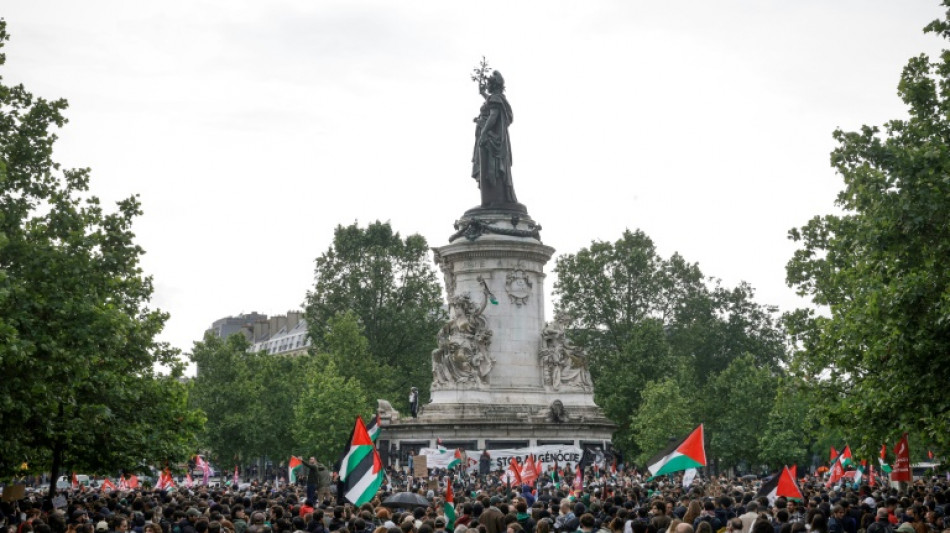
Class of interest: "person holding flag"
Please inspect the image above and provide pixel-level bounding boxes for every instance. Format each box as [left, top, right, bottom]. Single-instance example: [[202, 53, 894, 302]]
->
[[195, 455, 211, 486], [298, 456, 330, 505]]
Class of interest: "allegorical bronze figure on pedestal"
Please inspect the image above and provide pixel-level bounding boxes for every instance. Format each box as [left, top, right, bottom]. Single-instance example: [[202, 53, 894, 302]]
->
[[470, 58, 525, 214]]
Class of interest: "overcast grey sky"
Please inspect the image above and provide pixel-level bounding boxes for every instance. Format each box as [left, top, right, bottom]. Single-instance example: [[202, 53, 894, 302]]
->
[[3, 1, 946, 363]]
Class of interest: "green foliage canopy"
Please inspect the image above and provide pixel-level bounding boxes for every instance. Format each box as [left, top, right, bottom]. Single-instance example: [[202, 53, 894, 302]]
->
[[0, 19, 202, 485], [786, 7, 950, 453], [189, 311, 374, 467], [553, 229, 787, 461], [305, 221, 444, 411]]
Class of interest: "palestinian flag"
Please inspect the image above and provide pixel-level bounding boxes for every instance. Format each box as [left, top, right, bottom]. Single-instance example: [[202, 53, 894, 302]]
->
[[838, 445, 853, 467], [443, 479, 457, 530], [758, 466, 803, 503], [879, 443, 893, 473], [830, 446, 839, 463], [853, 466, 864, 486], [289, 456, 304, 483], [448, 449, 463, 470], [646, 424, 707, 478], [878, 458, 893, 473], [341, 416, 384, 506], [366, 413, 382, 443]]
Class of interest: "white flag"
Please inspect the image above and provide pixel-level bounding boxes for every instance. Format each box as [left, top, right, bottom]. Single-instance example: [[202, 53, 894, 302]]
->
[[682, 468, 697, 488]]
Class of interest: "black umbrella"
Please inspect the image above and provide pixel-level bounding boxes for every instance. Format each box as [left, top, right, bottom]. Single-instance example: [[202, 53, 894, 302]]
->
[[381, 491, 431, 509]]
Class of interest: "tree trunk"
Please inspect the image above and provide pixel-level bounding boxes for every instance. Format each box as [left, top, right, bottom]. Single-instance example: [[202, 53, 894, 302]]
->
[[48, 437, 64, 500]]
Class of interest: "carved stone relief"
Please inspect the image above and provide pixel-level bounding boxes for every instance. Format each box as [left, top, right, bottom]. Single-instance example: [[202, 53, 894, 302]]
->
[[539, 311, 593, 392], [431, 276, 495, 389], [505, 268, 532, 306]]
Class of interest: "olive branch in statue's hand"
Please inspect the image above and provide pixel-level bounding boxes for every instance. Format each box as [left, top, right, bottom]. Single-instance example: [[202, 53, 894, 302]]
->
[[471, 56, 491, 98]]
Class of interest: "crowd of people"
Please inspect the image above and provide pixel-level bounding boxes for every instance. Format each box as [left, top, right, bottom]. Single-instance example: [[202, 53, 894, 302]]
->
[[3, 467, 949, 533]]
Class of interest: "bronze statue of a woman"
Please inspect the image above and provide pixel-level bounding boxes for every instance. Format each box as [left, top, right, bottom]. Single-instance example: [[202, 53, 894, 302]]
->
[[471, 70, 523, 212]]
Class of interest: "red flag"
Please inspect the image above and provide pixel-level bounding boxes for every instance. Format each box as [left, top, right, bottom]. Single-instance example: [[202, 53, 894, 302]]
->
[[157, 468, 175, 490], [880, 443, 887, 460], [128, 475, 139, 489], [928, 450, 935, 460], [101, 478, 116, 492], [72, 472, 79, 490], [521, 456, 538, 485], [508, 457, 523, 485], [185, 472, 194, 488], [118, 475, 129, 491], [776, 466, 804, 500], [826, 459, 844, 487], [869, 463, 876, 487], [892, 434, 911, 482]]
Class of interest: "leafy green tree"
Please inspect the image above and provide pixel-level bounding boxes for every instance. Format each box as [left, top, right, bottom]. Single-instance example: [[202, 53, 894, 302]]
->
[[592, 319, 675, 452], [675, 282, 786, 383], [321, 311, 394, 396], [553, 230, 703, 453], [553, 229, 785, 457], [293, 358, 370, 464], [0, 19, 202, 487], [757, 377, 816, 469], [786, 7, 950, 452], [703, 353, 775, 471], [241, 349, 309, 465], [630, 377, 697, 466], [189, 333, 255, 467], [305, 221, 444, 411]]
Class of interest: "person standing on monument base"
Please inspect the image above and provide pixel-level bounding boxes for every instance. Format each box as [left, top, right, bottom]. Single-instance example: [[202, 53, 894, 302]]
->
[[409, 387, 419, 418], [479, 450, 492, 477]]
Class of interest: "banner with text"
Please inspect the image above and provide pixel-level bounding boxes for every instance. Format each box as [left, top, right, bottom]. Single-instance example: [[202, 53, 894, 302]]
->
[[419, 444, 582, 474]]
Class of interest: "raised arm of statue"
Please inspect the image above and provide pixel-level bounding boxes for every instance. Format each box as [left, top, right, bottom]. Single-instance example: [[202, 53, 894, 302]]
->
[[475, 275, 495, 315]]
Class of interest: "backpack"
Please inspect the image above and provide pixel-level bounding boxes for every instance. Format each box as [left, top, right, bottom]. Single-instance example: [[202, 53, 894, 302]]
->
[[867, 522, 893, 533]]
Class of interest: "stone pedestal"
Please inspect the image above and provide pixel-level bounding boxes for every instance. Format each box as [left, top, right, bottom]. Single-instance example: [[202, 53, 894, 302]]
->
[[379, 209, 615, 459]]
